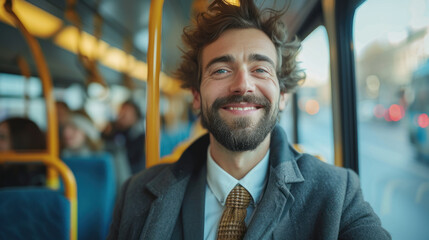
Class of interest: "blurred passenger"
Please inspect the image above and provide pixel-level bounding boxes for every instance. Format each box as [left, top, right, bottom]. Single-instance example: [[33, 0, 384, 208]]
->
[[0, 117, 46, 187], [56, 101, 71, 127], [61, 110, 131, 191], [55, 101, 71, 151], [0, 120, 10, 151], [0, 117, 46, 151], [61, 111, 103, 157], [103, 100, 145, 174]]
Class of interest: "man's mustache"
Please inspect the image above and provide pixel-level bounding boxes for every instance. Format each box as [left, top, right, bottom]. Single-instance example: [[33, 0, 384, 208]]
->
[[211, 94, 271, 110]]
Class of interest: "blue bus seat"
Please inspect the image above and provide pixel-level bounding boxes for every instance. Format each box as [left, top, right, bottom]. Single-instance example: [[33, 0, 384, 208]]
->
[[62, 152, 116, 240], [0, 187, 70, 240]]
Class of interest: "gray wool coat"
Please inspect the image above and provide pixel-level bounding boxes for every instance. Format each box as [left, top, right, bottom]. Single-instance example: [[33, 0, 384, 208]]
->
[[107, 125, 391, 240]]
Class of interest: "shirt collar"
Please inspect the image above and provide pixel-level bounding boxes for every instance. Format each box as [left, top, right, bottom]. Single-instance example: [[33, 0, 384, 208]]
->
[[206, 145, 270, 206]]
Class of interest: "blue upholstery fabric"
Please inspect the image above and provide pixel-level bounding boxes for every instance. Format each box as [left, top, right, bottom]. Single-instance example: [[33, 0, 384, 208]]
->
[[160, 122, 192, 157], [63, 152, 116, 240], [0, 188, 70, 240]]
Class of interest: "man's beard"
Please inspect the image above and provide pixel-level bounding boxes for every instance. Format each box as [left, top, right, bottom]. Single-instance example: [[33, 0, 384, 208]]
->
[[200, 94, 279, 152]]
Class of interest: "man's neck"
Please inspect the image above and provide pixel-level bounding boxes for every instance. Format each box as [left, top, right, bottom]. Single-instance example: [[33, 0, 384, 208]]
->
[[209, 134, 271, 180]]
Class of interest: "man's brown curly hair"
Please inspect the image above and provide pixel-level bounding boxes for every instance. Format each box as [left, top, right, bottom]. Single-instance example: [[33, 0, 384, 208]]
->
[[175, 0, 305, 93]]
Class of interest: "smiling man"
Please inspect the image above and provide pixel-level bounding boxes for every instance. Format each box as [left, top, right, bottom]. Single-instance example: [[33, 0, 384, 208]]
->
[[197, 28, 285, 180], [108, 0, 390, 239]]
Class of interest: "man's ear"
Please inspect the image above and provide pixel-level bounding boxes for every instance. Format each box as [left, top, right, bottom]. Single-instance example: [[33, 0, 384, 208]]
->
[[192, 88, 201, 110], [279, 92, 288, 111]]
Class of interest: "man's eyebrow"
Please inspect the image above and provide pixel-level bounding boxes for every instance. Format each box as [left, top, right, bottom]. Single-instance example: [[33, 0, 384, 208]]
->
[[205, 55, 234, 70], [249, 53, 275, 67]]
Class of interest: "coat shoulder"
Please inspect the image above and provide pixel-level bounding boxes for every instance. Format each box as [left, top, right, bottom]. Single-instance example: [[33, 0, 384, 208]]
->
[[289, 154, 391, 239], [296, 153, 353, 185]]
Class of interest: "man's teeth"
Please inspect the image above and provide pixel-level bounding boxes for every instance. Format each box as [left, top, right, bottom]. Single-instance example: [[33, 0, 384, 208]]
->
[[227, 107, 256, 111]]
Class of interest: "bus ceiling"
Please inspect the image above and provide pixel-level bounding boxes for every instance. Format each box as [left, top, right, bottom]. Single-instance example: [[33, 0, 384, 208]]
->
[[0, 0, 319, 91]]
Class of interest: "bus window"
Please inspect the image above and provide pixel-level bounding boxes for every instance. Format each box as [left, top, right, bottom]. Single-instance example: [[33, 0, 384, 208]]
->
[[354, 0, 429, 239], [279, 91, 294, 142], [296, 26, 334, 164], [0, 73, 46, 130]]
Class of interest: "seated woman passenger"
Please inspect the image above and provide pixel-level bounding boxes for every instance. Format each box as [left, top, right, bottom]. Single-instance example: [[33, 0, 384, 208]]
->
[[0, 117, 46, 187], [61, 111, 103, 157], [62, 111, 130, 190]]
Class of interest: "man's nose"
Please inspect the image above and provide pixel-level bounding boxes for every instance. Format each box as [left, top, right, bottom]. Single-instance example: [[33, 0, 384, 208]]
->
[[229, 69, 255, 95]]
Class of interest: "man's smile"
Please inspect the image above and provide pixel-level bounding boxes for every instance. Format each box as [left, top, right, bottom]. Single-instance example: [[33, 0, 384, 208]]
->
[[221, 102, 263, 114]]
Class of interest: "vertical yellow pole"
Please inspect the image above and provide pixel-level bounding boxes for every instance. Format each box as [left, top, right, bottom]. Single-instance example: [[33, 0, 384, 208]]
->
[[146, 0, 164, 168]]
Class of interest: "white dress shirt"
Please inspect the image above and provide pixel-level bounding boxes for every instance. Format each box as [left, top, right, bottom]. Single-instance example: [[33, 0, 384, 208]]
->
[[204, 145, 270, 240]]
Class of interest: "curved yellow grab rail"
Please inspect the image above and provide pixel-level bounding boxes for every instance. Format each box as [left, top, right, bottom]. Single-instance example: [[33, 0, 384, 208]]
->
[[146, 0, 165, 168], [161, 119, 207, 164], [0, 153, 77, 240], [4, 0, 59, 187]]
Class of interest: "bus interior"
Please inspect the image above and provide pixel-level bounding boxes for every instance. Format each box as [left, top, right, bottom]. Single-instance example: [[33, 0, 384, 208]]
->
[[0, 0, 429, 239]]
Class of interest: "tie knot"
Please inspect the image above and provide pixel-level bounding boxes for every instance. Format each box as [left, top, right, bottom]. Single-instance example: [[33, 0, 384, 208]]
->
[[225, 185, 252, 209]]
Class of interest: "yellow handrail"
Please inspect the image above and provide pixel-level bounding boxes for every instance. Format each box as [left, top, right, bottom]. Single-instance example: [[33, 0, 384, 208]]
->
[[3, 0, 60, 187], [146, 0, 165, 168], [0, 155, 77, 240]]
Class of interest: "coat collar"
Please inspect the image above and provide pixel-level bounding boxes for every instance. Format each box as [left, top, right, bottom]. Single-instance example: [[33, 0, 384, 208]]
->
[[269, 125, 305, 184], [144, 133, 209, 197], [244, 125, 304, 239]]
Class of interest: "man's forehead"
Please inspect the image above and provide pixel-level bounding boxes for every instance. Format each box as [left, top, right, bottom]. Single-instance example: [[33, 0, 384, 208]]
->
[[201, 28, 277, 69]]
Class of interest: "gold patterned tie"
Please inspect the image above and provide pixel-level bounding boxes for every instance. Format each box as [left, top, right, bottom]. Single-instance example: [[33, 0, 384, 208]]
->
[[217, 184, 252, 240]]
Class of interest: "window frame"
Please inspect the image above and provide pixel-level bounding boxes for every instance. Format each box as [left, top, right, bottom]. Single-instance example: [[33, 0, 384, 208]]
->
[[295, 0, 366, 172]]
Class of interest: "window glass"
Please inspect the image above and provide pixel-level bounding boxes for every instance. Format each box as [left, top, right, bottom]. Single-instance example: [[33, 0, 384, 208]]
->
[[54, 84, 135, 130], [279, 93, 294, 143], [296, 26, 334, 164], [0, 73, 46, 129], [354, 0, 429, 239]]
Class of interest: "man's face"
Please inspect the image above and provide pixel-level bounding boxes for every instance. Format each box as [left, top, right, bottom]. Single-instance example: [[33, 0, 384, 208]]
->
[[193, 28, 287, 151]]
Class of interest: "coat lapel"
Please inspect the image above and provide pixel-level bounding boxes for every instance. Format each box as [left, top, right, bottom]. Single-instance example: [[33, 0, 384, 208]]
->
[[244, 126, 305, 239], [244, 164, 303, 239], [139, 169, 190, 240], [139, 134, 210, 240]]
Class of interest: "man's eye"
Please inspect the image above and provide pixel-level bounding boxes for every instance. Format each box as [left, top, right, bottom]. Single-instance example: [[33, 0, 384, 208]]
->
[[213, 69, 228, 74], [254, 68, 267, 73]]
